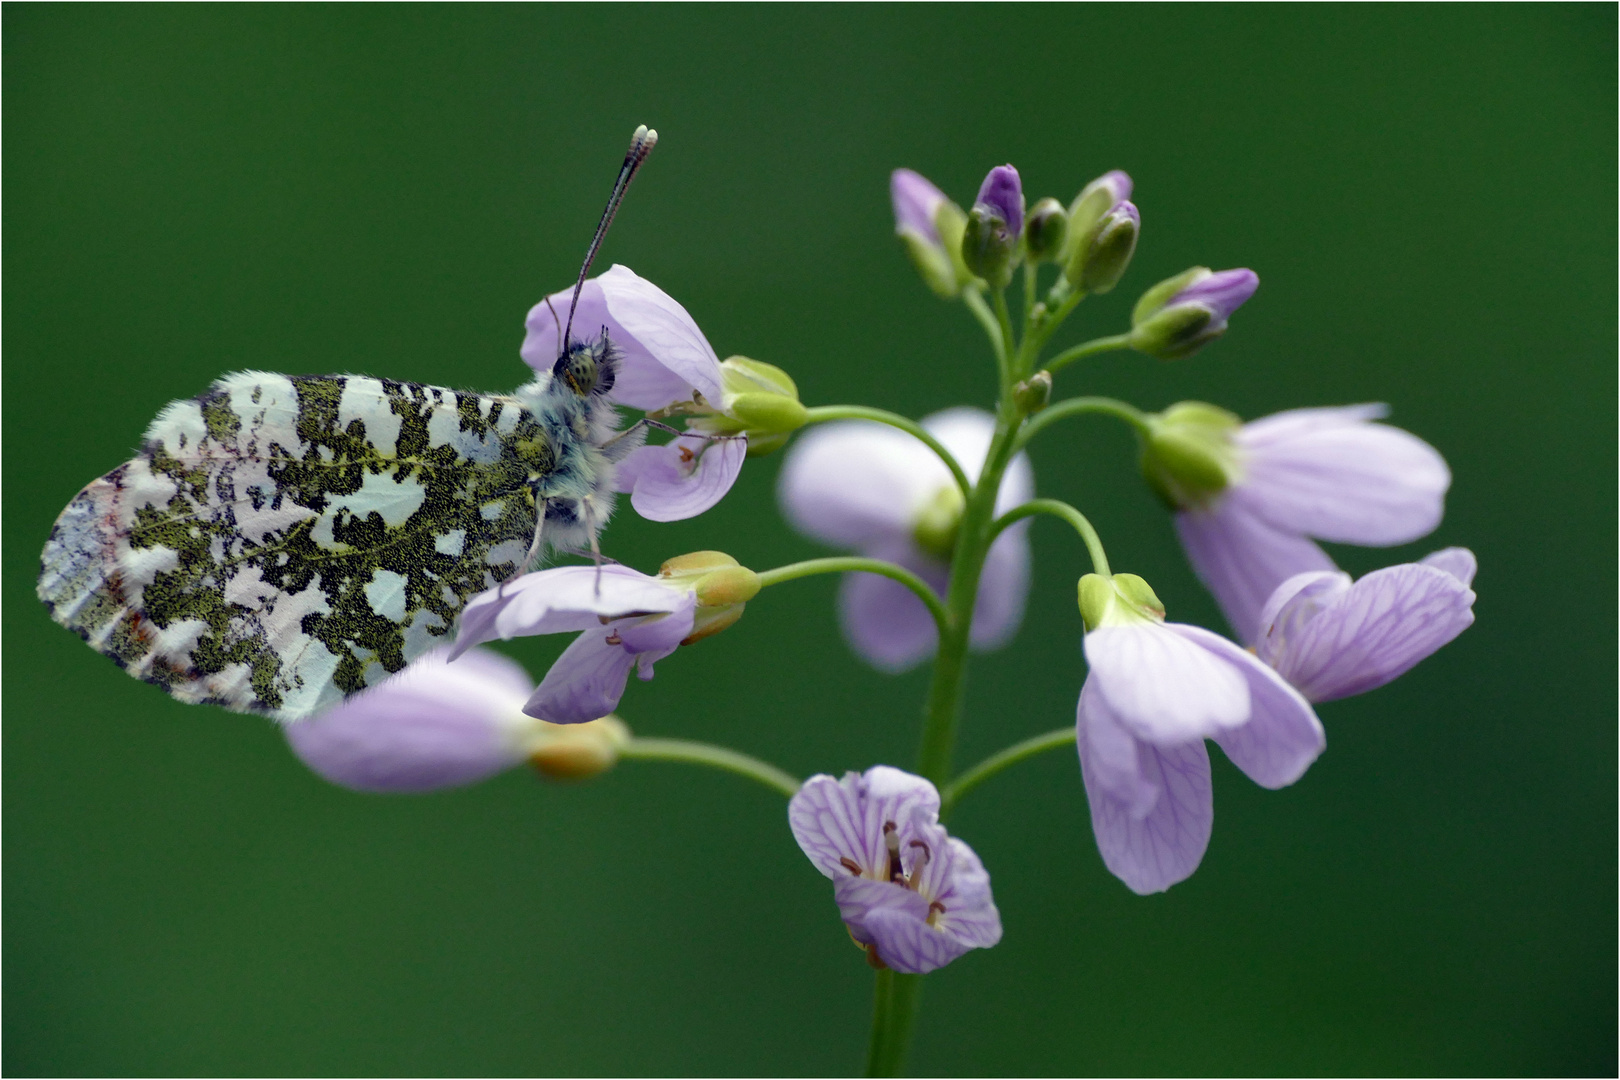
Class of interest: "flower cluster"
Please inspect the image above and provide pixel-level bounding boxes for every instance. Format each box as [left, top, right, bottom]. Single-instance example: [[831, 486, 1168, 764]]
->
[[273, 146, 1477, 994]]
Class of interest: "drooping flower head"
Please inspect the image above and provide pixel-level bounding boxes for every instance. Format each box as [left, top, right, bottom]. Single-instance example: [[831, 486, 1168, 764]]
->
[[1255, 548, 1477, 702], [790, 766, 1002, 974], [283, 647, 628, 792], [1143, 402, 1452, 642], [522, 265, 752, 520], [1075, 573, 1323, 894], [778, 408, 1034, 672], [453, 554, 759, 724]]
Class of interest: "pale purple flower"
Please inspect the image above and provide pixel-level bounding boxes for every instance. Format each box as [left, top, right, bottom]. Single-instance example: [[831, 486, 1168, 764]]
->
[[777, 408, 1034, 672], [1254, 548, 1477, 702], [974, 165, 1024, 237], [1168, 268, 1258, 325], [892, 168, 950, 247], [1075, 579, 1323, 895], [283, 647, 627, 792], [1176, 405, 1451, 643], [522, 264, 744, 520], [790, 766, 1002, 974], [452, 564, 701, 725]]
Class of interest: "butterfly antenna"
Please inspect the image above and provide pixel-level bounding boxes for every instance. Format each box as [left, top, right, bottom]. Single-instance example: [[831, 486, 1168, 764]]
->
[[563, 124, 658, 352], [544, 294, 563, 357]]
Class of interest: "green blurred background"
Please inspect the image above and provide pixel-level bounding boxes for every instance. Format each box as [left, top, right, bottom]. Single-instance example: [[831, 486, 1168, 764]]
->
[[6, 5, 1614, 1075]]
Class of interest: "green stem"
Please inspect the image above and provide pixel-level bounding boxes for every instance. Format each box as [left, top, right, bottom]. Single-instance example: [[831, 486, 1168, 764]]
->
[[1014, 395, 1151, 452], [866, 970, 922, 1077], [961, 288, 1005, 368], [990, 498, 1111, 577], [757, 557, 949, 639], [802, 405, 972, 498], [940, 727, 1077, 814], [1041, 332, 1133, 375], [618, 738, 801, 799], [1022, 261, 1038, 325], [991, 290, 1019, 382]]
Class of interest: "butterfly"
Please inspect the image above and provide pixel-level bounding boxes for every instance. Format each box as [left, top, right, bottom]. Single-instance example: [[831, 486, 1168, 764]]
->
[[38, 126, 660, 721]]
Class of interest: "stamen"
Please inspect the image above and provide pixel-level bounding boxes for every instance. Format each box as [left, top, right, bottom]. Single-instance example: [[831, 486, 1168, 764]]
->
[[605, 630, 623, 646], [906, 839, 931, 890], [926, 900, 946, 927], [839, 857, 862, 876], [883, 821, 903, 883]]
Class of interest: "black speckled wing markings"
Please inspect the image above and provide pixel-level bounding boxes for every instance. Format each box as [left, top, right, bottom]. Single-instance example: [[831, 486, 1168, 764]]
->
[[38, 371, 550, 720]]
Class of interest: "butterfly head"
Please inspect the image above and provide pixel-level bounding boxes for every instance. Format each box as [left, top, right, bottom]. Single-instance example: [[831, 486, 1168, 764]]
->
[[553, 331, 618, 399]]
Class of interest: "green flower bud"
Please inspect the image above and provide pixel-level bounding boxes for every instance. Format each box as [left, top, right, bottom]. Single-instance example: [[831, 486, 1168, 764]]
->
[[1130, 268, 1259, 361], [1067, 201, 1139, 294], [1139, 401, 1244, 509], [899, 229, 960, 299], [1077, 572, 1166, 633], [677, 356, 808, 454], [657, 551, 759, 645], [1013, 371, 1052, 415], [1023, 198, 1068, 263], [962, 203, 1017, 287], [1063, 171, 1133, 264], [911, 484, 966, 561]]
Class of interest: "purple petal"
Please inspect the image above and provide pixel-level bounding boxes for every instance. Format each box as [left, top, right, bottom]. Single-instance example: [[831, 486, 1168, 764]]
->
[[842, 880, 976, 975], [1253, 571, 1353, 670], [1075, 676, 1158, 818], [1181, 626, 1326, 789], [789, 767, 942, 879], [777, 421, 955, 547], [969, 522, 1030, 652], [1084, 622, 1250, 744], [974, 164, 1024, 235], [1266, 562, 1476, 702], [616, 434, 747, 522], [284, 647, 536, 793], [1169, 268, 1258, 324], [615, 600, 699, 655], [453, 565, 686, 657], [1236, 406, 1451, 546], [521, 265, 723, 412], [891, 169, 948, 244], [1175, 492, 1340, 643], [1421, 546, 1477, 586], [839, 558, 945, 673], [1078, 683, 1213, 895], [926, 837, 1003, 949], [524, 606, 693, 724]]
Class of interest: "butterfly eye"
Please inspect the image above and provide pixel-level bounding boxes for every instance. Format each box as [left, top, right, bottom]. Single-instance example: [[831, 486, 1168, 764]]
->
[[553, 344, 600, 397]]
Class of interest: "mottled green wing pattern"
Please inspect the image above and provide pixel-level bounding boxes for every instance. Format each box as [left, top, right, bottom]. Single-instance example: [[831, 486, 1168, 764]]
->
[[38, 371, 553, 719]]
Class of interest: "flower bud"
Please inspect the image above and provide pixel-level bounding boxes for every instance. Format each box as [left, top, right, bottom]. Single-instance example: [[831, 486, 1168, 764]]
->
[[1130, 267, 1259, 360], [1078, 572, 1166, 633], [1138, 401, 1244, 509], [911, 484, 966, 561], [529, 714, 631, 780], [658, 551, 759, 644], [1066, 200, 1139, 294], [1063, 170, 1133, 262], [1013, 371, 1052, 415], [891, 169, 972, 298], [962, 165, 1023, 286], [1022, 197, 1068, 263]]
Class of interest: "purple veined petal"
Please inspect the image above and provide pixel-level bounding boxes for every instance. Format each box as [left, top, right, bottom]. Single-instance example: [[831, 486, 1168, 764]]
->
[[520, 265, 723, 412], [614, 597, 698, 655], [284, 647, 537, 793], [616, 433, 748, 522], [1176, 492, 1340, 643], [789, 767, 942, 879], [1077, 690, 1213, 895], [778, 421, 949, 547], [1168, 268, 1258, 324], [1421, 546, 1477, 586], [1238, 403, 1390, 448], [1253, 570, 1353, 669], [891, 169, 949, 244], [1270, 562, 1477, 702], [1084, 621, 1250, 744], [838, 546, 947, 673], [974, 164, 1024, 236], [524, 622, 646, 724], [925, 837, 1003, 949], [969, 522, 1030, 652], [1075, 677, 1158, 817], [1237, 408, 1451, 546], [1180, 626, 1326, 789], [834, 875, 969, 974], [452, 565, 687, 657]]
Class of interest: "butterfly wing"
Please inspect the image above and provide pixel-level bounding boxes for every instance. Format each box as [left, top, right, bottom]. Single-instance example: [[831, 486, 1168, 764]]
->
[[39, 371, 544, 720]]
